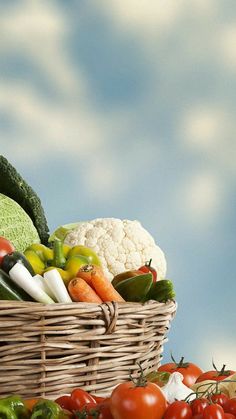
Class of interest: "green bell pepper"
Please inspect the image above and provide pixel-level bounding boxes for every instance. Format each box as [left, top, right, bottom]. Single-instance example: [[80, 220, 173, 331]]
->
[[115, 273, 153, 302], [31, 399, 70, 419], [0, 395, 30, 418]]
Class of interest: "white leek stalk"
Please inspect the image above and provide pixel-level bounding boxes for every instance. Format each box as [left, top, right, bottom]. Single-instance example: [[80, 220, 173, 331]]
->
[[44, 269, 72, 303], [33, 274, 56, 300], [9, 263, 55, 304]]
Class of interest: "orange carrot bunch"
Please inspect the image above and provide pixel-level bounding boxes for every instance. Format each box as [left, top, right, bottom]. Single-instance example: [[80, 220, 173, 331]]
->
[[68, 264, 125, 304]]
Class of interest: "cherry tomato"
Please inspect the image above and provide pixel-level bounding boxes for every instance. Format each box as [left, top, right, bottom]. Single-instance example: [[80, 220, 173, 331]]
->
[[202, 404, 224, 419], [192, 415, 203, 419], [110, 380, 167, 419], [55, 395, 73, 411], [224, 414, 236, 419], [138, 259, 157, 282], [196, 363, 234, 383], [210, 393, 229, 408], [0, 237, 15, 265], [158, 355, 203, 387], [70, 388, 96, 411], [97, 398, 113, 419], [163, 401, 192, 419], [191, 398, 210, 415], [91, 395, 105, 403], [224, 398, 236, 416]]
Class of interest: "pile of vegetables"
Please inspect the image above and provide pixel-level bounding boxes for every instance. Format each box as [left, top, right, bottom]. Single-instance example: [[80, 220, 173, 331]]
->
[[0, 235, 175, 304], [0, 358, 235, 419], [0, 155, 175, 305]]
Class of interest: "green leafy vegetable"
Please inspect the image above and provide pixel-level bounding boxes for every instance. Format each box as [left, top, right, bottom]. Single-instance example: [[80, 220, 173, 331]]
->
[[0, 194, 40, 252], [0, 155, 49, 245]]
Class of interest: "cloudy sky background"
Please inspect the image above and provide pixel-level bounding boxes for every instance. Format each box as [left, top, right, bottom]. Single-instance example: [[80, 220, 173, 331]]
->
[[0, 0, 235, 369]]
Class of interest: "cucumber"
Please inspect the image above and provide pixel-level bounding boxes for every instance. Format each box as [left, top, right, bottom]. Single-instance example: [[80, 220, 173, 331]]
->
[[0, 268, 33, 301], [147, 279, 175, 302]]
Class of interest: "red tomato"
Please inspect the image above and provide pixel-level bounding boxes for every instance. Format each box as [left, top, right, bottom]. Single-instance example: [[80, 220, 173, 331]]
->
[[138, 259, 157, 282], [0, 237, 15, 265], [70, 388, 96, 411], [196, 364, 234, 383], [97, 398, 113, 419], [224, 414, 236, 419], [192, 415, 203, 419], [55, 395, 73, 411], [158, 355, 203, 387], [191, 398, 210, 415], [163, 401, 192, 419], [202, 404, 224, 419], [210, 393, 229, 408], [110, 380, 167, 419], [224, 398, 236, 416], [91, 395, 105, 403]]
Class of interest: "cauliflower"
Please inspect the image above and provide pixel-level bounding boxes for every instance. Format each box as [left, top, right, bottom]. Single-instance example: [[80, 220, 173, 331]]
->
[[63, 218, 167, 281]]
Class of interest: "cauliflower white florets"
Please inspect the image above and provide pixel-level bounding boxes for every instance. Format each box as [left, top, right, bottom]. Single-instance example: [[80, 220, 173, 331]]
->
[[64, 218, 167, 281]]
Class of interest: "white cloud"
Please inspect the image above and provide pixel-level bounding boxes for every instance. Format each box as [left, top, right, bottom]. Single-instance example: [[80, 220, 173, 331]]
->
[[0, 1, 86, 95], [179, 105, 236, 177], [95, 0, 217, 38], [180, 106, 229, 150], [0, 81, 107, 157], [95, 0, 185, 39], [200, 338, 236, 369], [181, 172, 221, 223], [219, 23, 236, 70]]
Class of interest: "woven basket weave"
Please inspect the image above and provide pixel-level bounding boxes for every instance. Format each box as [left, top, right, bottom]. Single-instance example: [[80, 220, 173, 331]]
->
[[0, 299, 176, 398]]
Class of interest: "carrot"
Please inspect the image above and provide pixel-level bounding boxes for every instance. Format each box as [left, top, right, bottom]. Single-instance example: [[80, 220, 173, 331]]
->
[[89, 268, 125, 303], [76, 264, 102, 286], [68, 277, 102, 303]]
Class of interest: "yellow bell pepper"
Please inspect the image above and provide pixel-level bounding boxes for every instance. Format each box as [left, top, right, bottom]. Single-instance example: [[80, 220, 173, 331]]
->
[[24, 240, 101, 285]]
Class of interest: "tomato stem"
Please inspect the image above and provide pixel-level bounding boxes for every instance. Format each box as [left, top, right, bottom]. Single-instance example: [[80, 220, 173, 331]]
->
[[170, 352, 189, 368], [145, 259, 152, 267], [212, 360, 232, 376], [129, 363, 147, 387]]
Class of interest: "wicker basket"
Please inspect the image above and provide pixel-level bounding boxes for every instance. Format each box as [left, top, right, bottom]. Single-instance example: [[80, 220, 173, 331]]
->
[[0, 299, 176, 398]]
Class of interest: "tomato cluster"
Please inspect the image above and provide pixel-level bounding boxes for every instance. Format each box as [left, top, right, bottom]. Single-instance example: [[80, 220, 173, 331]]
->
[[55, 372, 166, 419], [164, 396, 236, 419], [55, 389, 113, 418]]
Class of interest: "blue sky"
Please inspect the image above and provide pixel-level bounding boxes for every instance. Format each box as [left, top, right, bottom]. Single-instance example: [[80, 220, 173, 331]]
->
[[0, 0, 235, 369]]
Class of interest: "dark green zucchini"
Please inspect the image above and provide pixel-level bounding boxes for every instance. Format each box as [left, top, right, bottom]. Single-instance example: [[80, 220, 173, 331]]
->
[[0, 268, 33, 301]]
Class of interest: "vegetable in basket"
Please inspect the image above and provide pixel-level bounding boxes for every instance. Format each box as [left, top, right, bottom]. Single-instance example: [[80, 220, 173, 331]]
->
[[112, 270, 175, 303], [9, 263, 55, 304], [0, 268, 33, 301], [0, 395, 30, 419], [51, 218, 167, 282], [113, 272, 153, 302], [72, 264, 125, 302], [0, 236, 15, 265], [2, 251, 35, 276], [24, 240, 101, 285], [0, 155, 49, 249], [147, 279, 175, 302]]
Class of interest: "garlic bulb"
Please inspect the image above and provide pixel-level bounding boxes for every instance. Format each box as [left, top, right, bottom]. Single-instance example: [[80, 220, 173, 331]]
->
[[162, 372, 196, 403]]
